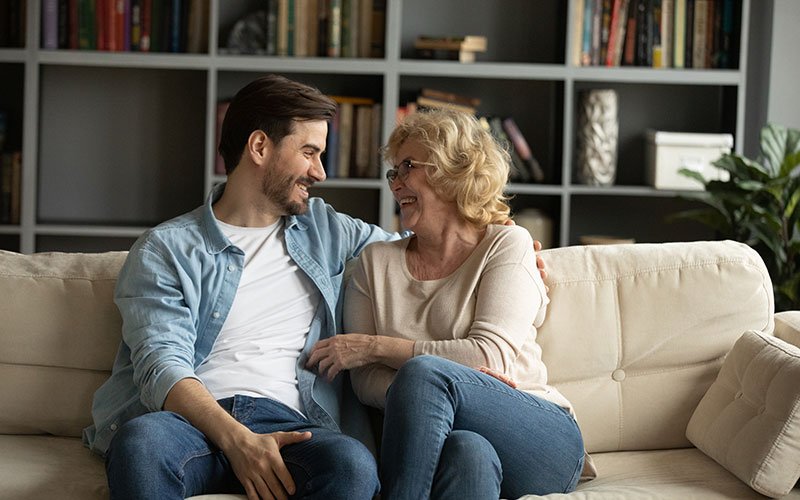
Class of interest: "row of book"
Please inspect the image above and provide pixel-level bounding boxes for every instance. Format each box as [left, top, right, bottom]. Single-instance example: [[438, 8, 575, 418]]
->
[[41, 0, 209, 53], [397, 89, 546, 184], [572, 0, 738, 69], [1, 152, 22, 225], [222, 0, 386, 58], [214, 96, 382, 180]]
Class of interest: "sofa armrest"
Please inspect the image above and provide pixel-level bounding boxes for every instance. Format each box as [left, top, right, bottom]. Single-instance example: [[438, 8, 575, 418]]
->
[[774, 311, 800, 347]]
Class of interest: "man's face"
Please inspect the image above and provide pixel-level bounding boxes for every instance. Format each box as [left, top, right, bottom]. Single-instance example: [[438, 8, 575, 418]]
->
[[261, 120, 328, 216]]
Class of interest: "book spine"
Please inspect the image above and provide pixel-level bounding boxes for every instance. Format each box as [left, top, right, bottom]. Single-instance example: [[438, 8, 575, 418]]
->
[[660, 0, 673, 67], [571, 0, 585, 66], [266, 0, 278, 55], [581, 0, 593, 65], [43, 0, 59, 49], [673, 0, 685, 67], [327, 0, 342, 57], [57, 0, 69, 48], [368, 0, 384, 57], [692, 0, 707, 68]]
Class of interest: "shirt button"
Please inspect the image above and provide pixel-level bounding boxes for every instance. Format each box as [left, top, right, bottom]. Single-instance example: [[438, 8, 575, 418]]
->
[[110, 423, 118, 431], [213, 311, 221, 319], [227, 265, 235, 272]]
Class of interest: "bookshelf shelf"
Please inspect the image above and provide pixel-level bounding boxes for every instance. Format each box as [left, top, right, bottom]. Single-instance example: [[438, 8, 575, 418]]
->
[[2, 0, 753, 253]]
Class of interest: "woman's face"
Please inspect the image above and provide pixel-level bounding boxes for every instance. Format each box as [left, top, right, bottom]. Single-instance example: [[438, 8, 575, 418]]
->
[[389, 139, 457, 232]]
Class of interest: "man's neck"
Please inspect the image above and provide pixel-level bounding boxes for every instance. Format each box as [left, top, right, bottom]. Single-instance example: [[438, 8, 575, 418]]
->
[[213, 178, 282, 228]]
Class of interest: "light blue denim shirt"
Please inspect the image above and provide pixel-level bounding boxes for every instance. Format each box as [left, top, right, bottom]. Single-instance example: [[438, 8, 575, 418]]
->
[[83, 183, 397, 456]]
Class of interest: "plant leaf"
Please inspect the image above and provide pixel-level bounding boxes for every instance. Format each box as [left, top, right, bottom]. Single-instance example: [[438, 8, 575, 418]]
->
[[677, 168, 707, 185], [781, 150, 800, 178], [762, 124, 800, 176]]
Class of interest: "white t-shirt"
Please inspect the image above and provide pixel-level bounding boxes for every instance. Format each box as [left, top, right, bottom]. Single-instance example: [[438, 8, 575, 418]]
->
[[195, 219, 320, 415]]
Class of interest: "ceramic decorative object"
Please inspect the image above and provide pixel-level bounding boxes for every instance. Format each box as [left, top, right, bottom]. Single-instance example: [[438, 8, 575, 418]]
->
[[576, 89, 618, 186]]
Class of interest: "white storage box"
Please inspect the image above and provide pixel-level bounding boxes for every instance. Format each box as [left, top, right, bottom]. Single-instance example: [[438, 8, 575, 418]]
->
[[645, 130, 733, 190]]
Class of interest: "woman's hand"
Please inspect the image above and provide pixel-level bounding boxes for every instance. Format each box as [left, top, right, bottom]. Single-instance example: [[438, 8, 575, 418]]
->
[[306, 334, 377, 381], [478, 366, 518, 388]]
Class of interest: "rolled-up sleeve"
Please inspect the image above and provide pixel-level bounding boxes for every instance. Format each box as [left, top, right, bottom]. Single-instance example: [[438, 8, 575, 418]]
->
[[114, 243, 200, 411]]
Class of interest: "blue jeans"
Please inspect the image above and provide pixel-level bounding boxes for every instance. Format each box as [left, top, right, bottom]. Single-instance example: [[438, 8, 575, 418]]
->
[[105, 396, 379, 500], [380, 356, 585, 500]]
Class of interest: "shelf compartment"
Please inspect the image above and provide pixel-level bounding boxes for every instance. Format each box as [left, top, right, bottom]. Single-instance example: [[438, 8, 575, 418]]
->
[[36, 235, 139, 253], [400, 75, 564, 185], [0, 63, 25, 152], [568, 195, 716, 246], [400, 0, 566, 64], [509, 194, 562, 250], [37, 65, 207, 227], [308, 186, 380, 226], [0, 234, 20, 252], [572, 81, 737, 186]]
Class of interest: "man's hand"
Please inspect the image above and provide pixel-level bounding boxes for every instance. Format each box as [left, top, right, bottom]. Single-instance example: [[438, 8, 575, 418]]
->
[[306, 334, 377, 381], [533, 239, 547, 281], [224, 428, 312, 500], [478, 366, 518, 388]]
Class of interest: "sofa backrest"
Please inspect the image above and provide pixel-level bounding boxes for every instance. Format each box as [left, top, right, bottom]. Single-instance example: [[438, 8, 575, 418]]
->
[[0, 240, 775, 451], [0, 250, 127, 438], [537, 240, 774, 454]]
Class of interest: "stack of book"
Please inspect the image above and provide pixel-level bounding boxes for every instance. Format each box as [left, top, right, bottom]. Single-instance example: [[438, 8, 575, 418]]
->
[[413, 35, 487, 63], [571, 0, 738, 69]]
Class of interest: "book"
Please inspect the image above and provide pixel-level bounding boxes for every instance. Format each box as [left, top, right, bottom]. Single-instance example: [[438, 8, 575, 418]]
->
[[605, 0, 630, 66], [327, 0, 342, 57], [353, 104, 372, 177], [414, 35, 487, 53], [502, 117, 545, 183], [692, 0, 708, 68], [673, 0, 686, 67], [358, 0, 372, 57], [659, 0, 673, 68], [42, 0, 58, 49], [599, 0, 612, 64], [581, 0, 593, 65], [420, 88, 481, 109], [415, 47, 477, 63], [621, 0, 637, 65], [369, 0, 385, 57], [487, 117, 529, 183], [415, 96, 476, 115], [571, 0, 585, 66], [336, 101, 353, 178], [367, 102, 382, 178]]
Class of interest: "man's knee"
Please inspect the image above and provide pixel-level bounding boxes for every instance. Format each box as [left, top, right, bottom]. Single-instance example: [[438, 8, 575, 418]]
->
[[441, 430, 500, 473]]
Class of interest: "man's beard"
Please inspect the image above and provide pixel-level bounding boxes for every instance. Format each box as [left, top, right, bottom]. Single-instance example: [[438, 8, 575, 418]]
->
[[261, 162, 312, 216]]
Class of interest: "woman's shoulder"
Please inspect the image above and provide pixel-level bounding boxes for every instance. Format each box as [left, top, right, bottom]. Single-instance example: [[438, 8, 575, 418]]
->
[[360, 236, 410, 261], [487, 224, 533, 247]]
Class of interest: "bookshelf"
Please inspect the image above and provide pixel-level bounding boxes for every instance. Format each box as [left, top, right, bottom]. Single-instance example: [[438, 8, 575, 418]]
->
[[0, 0, 752, 253]]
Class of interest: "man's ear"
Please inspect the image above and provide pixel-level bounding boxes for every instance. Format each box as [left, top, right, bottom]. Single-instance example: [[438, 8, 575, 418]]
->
[[247, 130, 272, 166]]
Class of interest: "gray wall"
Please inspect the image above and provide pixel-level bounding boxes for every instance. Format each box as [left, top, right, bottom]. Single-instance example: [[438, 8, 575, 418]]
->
[[767, 0, 800, 130]]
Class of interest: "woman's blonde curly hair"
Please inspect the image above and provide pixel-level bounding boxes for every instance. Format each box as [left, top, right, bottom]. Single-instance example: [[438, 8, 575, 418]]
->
[[384, 108, 511, 227]]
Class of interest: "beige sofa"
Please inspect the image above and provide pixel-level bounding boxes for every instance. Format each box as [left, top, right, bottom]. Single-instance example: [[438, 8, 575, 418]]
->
[[1, 240, 799, 499]]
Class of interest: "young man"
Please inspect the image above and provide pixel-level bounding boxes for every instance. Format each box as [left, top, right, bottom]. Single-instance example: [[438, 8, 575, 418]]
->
[[83, 75, 389, 499]]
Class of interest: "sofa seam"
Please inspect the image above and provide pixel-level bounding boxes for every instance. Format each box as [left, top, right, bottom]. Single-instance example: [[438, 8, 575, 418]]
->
[[547, 259, 767, 286], [614, 277, 624, 451]]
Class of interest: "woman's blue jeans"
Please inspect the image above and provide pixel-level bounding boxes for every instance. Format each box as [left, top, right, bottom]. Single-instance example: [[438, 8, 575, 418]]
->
[[105, 395, 379, 500], [380, 355, 585, 500]]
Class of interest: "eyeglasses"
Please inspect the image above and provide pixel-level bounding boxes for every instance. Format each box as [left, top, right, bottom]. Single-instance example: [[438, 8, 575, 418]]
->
[[385, 159, 432, 186]]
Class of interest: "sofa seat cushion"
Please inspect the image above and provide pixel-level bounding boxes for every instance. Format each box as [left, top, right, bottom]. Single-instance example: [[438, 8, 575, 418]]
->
[[516, 448, 800, 499], [0, 435, 108, 499]]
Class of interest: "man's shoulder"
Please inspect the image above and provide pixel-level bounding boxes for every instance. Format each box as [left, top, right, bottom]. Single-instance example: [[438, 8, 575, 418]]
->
[[133, 207, 206, 254]]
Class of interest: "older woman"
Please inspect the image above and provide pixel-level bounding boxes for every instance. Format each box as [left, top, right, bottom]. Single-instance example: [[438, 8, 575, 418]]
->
[[307, 109, 591, 499]]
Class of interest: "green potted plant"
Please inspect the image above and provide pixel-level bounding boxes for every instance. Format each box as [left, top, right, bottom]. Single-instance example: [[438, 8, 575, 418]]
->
[[674, 124, 800, 311]]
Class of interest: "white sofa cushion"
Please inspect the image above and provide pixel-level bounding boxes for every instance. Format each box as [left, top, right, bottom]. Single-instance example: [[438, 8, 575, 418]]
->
[[0, 250, 127, 436], [538, 240, 774, 453], [686, 330, 800, 498]]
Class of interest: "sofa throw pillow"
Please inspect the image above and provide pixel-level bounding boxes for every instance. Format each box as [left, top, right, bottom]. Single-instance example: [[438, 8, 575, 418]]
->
[[686, 330, 800, 498]]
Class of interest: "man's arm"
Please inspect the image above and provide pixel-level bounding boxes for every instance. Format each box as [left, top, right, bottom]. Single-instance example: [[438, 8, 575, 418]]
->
[[164, 379, 311, 500]]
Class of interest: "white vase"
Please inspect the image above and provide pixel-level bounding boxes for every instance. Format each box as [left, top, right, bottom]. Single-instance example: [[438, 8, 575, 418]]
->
[[576, 89, 619, 186]]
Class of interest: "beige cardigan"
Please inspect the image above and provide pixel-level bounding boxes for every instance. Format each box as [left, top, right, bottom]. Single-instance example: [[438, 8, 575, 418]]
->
[[344, 224, 572, 413]]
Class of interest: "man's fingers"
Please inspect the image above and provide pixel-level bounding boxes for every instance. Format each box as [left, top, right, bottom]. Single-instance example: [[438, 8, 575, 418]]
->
[[276, 431, 313, 447]]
